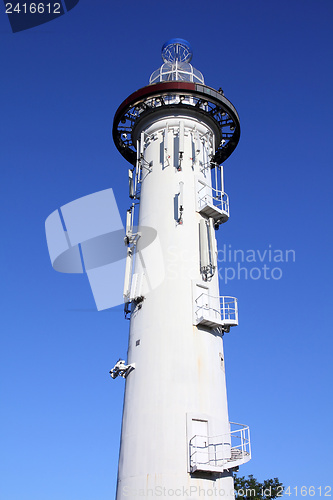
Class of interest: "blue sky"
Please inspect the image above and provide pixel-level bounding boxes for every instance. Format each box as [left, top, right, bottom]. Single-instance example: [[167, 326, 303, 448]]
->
[[1, 1, 332, 499]]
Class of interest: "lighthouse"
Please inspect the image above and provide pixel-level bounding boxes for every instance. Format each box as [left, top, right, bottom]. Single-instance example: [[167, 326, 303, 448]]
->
[[112, 39, 251, 499]]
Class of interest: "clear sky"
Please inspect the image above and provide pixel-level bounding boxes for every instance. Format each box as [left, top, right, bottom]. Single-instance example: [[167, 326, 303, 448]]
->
[[1, 1, 332, 499]]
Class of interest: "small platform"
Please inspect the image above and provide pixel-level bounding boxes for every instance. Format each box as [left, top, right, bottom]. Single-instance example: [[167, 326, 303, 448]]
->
[[194, 295, 238, 329], [190, 451, 251, 473], [197, 183, 230, 224], [190, 423, 251, 473], [198, 201, 229, 223], [194, 314, 237, 328]]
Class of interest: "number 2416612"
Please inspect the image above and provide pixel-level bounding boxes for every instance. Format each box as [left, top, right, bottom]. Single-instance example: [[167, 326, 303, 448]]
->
[[284, 486, 332, 496], [6, 3, 61, 14]]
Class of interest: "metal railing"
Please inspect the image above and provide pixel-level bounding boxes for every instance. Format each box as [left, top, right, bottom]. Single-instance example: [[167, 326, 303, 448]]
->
[[197, 183, 229, 217], [189, 422, 251, 472], [195, 294, 238, 326]]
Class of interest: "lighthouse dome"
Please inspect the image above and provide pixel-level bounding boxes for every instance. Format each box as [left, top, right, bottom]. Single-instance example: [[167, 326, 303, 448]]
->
[[149, 39, 205, 84]]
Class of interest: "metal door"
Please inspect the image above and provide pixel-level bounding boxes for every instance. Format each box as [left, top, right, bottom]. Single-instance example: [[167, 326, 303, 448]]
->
[[191, 419, 209, 467]]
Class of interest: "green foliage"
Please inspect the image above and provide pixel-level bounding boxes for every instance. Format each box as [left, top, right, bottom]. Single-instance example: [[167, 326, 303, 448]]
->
[[233, 474, 284, 499]]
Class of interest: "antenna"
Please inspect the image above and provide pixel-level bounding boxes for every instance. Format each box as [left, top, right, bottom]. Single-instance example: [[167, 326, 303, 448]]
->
[[199, 219, 210, 270], [129, 169, 135, 199], [140, 132, 145, 156], [178, 181, 184, 224], [179, 121, 185, 153], [195, 129, 201, 153], [125, 208, 132, 239], [164, 125, 168, 152], [123, 246, 133, 300], [208, 217, 217, 269], [179, 181, 184, 207]]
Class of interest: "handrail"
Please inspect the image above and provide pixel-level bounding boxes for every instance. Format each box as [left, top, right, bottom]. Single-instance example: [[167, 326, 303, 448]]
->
[[189, 423, 251, 471], [195, 293, 238, 325], [197, 182, 229, 216]]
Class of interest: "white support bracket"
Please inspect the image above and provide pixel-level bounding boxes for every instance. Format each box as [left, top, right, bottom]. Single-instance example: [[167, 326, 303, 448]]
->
[[109, 359, 136, 379], [139, 154, 153, 174], [125, 231, 141, 248]]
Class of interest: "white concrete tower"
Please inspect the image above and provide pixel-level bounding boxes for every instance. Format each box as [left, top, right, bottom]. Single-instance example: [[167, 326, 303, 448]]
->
[[112, 39, 250, 500]]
